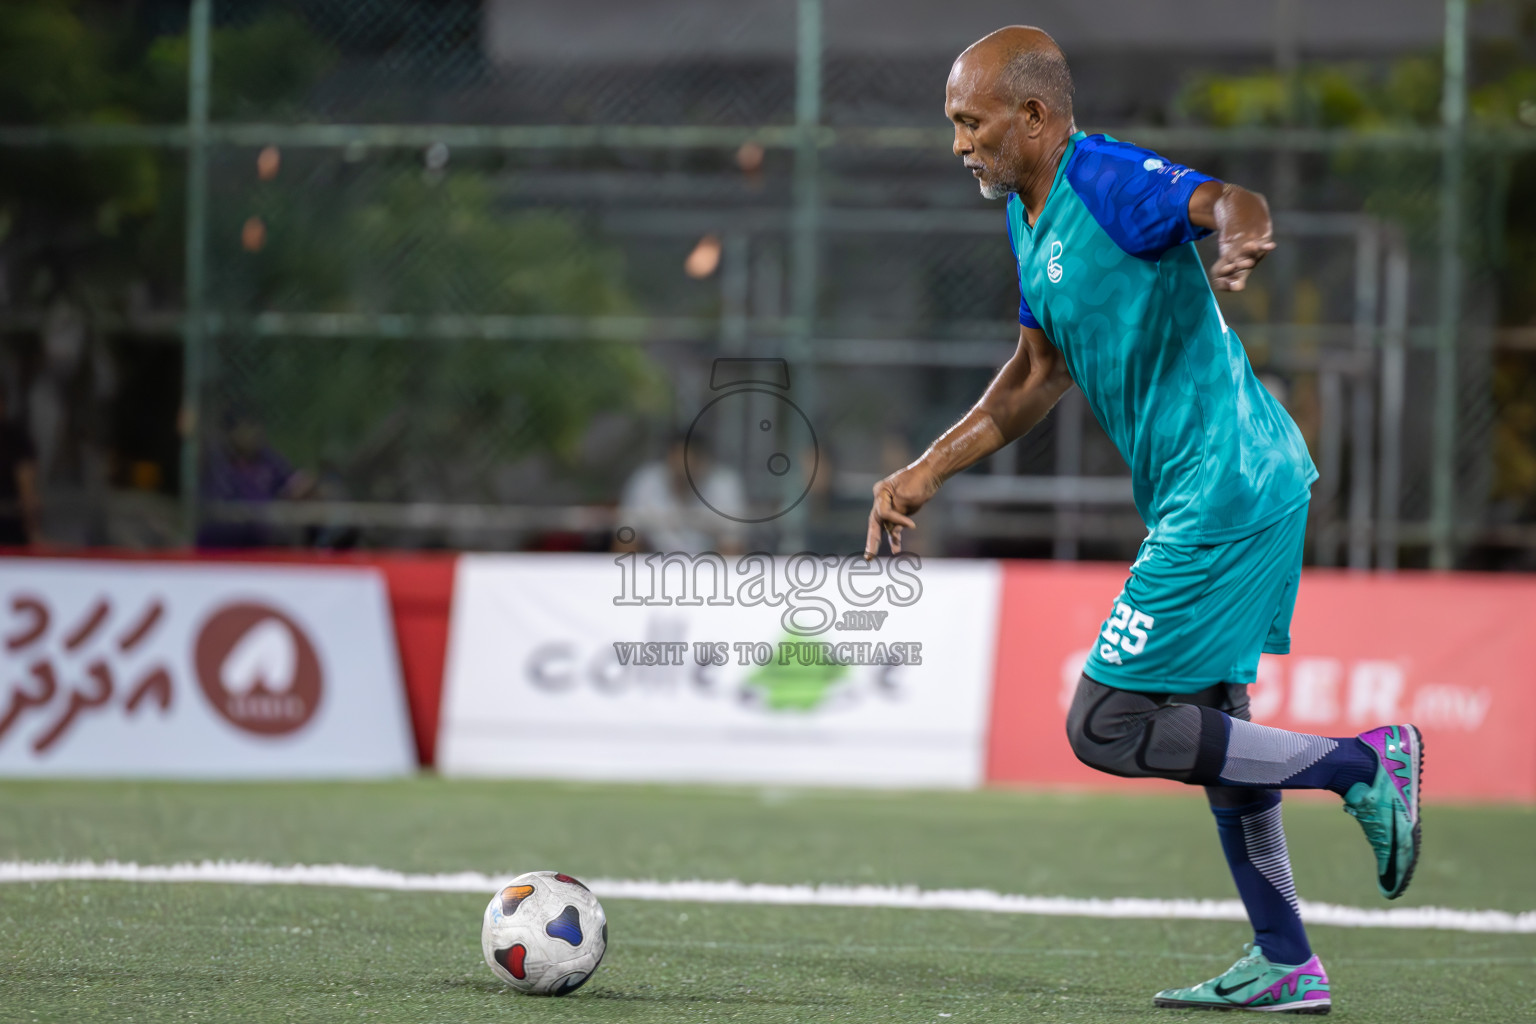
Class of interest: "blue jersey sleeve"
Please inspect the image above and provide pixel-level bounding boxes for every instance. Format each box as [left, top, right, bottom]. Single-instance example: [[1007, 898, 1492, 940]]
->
[[1005, 195, 1042, 329], [1065, 135, 1216, 261], [1018, 292, 1040, 329]]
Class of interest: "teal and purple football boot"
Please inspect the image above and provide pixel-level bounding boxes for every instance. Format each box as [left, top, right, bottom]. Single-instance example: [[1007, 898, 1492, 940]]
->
[[1153, 944, 1331, 1014], [1343, 724, 1423, 900]]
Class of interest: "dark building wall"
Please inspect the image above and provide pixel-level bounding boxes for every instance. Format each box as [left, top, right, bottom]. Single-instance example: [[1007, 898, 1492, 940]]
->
[[486, 0, 1494, 63]]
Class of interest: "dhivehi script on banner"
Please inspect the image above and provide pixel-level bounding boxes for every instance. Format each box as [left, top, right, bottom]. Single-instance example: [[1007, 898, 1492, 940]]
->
[[439, 553, 1000, 787], [0, 558, 415, 777]]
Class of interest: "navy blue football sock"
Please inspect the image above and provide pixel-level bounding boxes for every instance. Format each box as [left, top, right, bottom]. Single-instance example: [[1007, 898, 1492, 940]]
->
[[1210, 791, 1312, 967], [1281, 738, 1377, 795], [1205, 713, 1380, 795]]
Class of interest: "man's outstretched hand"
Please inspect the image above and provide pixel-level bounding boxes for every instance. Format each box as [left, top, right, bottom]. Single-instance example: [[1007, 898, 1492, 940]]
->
[[864, 463, 942, 559], [1210, 229, 1276, 292], [1190, 180, 1276, 293]]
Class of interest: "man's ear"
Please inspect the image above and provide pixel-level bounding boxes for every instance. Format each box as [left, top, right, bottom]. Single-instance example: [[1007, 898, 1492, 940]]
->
[[1021, 97, 1048, 137]]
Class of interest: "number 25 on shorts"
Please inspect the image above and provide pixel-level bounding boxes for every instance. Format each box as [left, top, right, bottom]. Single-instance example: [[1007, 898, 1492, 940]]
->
[[1099, 602, 1154, 665]]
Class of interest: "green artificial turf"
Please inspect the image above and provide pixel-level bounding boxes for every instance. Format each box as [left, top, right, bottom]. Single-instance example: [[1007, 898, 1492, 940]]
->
[[1, 780, 1532, 1023]]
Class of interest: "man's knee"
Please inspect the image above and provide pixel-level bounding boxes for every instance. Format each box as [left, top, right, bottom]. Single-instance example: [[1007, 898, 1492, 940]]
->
[[1064, 675, 1126, 773], [1062, 712, 1099, 767], [1062, 674, 1220, 782]]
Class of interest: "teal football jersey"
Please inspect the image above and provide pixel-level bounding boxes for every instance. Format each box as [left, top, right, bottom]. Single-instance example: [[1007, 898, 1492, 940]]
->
[[1007, 132, 1317, 545]]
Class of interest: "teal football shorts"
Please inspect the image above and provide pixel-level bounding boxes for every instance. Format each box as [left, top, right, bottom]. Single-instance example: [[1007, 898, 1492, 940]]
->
[[1084, 502, 1308, 694]]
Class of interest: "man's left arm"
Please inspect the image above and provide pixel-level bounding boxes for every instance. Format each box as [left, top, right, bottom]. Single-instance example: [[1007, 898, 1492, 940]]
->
[[1188, 180, 1276, 293]]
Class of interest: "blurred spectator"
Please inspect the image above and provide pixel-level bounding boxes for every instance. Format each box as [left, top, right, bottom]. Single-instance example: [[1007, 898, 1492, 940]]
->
[[617, 433, 745, 554], [302, 458, 362, 550], [197, 411, 314, 549], [0, 390, 41, 547]]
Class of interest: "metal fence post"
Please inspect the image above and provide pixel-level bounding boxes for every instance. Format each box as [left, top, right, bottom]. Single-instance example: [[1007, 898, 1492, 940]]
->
[[718, 232, 751, 472], [791, 0, 821, 350], [1348, 222, 1380, 570], [1270, 0, 1301, 334], [1376, 234, 1409, 571], [180, 0, 212, 546], [784, 0, 822, 551], [1431, 0, 1467, 569]]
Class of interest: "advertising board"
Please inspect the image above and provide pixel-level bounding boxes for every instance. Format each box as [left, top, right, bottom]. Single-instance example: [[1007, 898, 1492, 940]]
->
[[986, 563, 1536, 801], [0, 559, 415, 777], [439, 552, 1000, 787]]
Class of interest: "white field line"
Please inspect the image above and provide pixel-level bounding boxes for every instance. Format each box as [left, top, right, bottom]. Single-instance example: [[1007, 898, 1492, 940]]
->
[[2, 859, 1532, 935]]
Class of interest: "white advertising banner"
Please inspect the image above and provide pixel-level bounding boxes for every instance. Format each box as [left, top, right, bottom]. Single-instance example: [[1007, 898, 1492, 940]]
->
[[0, 559, 414, 777], [439, 553, 1001, 787]]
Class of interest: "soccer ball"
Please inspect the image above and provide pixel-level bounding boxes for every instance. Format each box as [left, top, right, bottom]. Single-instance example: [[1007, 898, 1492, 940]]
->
[[481, 870, 608, 995]]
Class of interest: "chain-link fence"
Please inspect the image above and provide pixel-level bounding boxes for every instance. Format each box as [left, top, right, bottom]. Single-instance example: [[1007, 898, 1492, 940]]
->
[[2, 0, 1533, 568]]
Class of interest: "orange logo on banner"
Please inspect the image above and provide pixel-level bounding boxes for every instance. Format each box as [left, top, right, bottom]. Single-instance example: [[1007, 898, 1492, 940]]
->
[[194, 603, 322, 736], [985, 564, 1536, 802]]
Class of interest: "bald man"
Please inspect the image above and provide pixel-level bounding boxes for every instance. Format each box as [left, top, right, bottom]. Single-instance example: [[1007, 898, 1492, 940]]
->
[[865, 26, 1423, 1015]]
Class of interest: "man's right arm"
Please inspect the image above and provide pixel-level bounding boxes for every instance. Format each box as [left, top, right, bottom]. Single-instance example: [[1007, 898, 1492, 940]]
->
[[863, 325, 1072, 558]]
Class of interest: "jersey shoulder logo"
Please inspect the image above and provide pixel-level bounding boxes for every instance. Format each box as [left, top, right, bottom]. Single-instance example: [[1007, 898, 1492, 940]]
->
[[1046, 239, 1064, 284]]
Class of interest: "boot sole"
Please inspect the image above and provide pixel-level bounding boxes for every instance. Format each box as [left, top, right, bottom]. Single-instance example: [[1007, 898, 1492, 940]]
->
[[1153, 996, 1331, 1014], [1389, 724, 1424, 900]]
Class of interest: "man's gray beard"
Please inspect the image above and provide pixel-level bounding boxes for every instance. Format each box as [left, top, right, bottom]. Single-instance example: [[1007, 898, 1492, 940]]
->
[[978, 180, 1012, 200]]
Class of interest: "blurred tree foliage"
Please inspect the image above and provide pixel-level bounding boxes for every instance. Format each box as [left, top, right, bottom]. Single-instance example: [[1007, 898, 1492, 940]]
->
[[0, 3, 335, 293], [0, 0, 661, 504], [222, 171, 662, 494], [1179, 44, 1536, 314], [0, 2, 162, 298], [1177, 6, 1536, 508]]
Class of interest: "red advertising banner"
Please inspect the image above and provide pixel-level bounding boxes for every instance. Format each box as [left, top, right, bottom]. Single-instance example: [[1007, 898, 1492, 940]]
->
[[986, 563, 1536, 802]]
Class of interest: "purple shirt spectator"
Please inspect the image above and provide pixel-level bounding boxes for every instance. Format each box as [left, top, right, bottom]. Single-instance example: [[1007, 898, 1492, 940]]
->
[[196, 444, 295, 549]]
